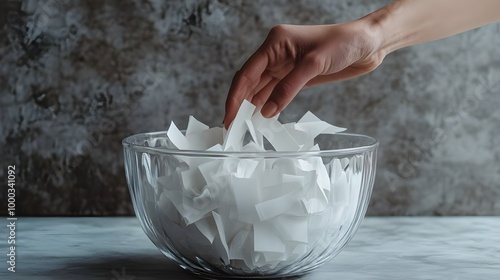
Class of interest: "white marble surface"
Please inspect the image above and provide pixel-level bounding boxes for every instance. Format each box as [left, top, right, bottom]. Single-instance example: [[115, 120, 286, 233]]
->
[[1, 217, 499, 280]]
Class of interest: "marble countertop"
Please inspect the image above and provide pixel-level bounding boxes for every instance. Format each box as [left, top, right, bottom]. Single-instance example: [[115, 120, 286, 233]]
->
[[1, 217, 499, 280]]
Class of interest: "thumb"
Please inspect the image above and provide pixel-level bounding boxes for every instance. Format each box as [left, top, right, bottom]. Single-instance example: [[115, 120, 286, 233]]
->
[[261, 56, 320, 118]]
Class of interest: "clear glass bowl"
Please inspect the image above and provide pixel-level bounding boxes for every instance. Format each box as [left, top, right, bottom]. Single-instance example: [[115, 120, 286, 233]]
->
[[123, 131, 378, 279]]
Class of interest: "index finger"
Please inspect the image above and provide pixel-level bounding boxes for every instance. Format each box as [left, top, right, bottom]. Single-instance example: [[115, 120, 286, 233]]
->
[[224, 49, 268, 128]]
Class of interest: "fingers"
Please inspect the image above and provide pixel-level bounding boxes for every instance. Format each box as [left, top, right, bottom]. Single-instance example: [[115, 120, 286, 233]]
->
[[261, 56, 320, 118], [251, 77, 280, 111], [250, 73, 274, 99], [224, 50, 268, 129], [224, 71, 254, 129]]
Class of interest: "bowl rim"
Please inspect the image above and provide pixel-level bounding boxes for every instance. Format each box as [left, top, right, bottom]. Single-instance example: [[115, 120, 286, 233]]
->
[[122, 131, 378, 158]]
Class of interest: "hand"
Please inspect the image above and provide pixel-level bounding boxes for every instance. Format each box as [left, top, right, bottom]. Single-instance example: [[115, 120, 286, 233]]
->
[[223, 20, 385, 128]]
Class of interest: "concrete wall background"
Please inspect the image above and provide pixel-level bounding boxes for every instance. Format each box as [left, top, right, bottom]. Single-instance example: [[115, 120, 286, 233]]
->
[[1, 0, 499, 216]]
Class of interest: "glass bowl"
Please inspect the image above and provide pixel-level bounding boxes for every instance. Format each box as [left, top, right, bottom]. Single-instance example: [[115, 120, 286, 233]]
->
[[123, 131, 378, 279]]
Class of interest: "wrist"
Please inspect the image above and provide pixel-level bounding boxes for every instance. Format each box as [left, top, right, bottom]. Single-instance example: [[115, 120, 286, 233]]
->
[[357, 1, 405, 58], [350, 11, 387, 64]]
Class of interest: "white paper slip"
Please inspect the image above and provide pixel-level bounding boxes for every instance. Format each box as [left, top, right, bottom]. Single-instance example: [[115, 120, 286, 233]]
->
[[154, 99, 355, 270], [223, 100, 256, 151]]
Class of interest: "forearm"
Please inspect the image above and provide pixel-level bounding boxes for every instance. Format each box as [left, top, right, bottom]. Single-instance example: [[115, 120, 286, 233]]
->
[[364, 0, 500, 55]]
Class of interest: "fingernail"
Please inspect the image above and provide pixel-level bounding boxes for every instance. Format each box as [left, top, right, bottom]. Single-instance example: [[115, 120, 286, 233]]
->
[[261, 101, 277, 118]]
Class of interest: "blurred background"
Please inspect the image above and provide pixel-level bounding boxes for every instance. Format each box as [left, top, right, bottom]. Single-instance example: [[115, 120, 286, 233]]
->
[[1, 0, 499, 216]]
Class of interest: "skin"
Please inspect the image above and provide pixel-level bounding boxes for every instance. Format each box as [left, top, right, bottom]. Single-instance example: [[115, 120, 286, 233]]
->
[[223, 0, 500, 128]]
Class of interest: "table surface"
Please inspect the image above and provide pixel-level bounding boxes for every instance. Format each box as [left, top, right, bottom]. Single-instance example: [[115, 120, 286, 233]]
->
[[0, 217, 499, 280]]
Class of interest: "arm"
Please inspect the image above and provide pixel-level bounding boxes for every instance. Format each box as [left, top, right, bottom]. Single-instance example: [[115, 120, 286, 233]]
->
[[372, 0, 500, 55], [223, 0, 500, 128]]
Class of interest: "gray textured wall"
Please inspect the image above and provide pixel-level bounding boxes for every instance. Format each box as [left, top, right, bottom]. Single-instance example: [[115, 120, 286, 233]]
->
[[1, 0, 499, 216]]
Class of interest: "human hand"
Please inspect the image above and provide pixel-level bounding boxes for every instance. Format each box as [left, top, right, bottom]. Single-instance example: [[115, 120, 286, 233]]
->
[[223, 21, 385, 128]]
